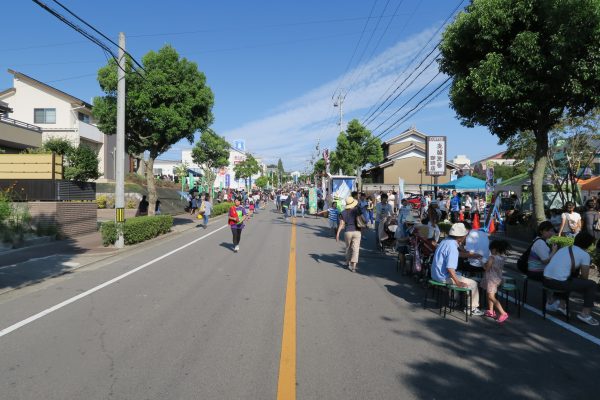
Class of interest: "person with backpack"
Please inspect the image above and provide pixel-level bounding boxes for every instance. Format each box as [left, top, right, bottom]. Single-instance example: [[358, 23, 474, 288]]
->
[[519, 221, 558, 280], [543, 232, 598, 326], [336, 196, 362, 272]]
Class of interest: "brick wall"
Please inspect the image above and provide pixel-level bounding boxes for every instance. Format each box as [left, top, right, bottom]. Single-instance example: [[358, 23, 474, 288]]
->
[[28, 201, 97, 238]]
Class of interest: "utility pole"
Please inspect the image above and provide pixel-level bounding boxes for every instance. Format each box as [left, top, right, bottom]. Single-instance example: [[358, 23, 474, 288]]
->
[[115, 32, 126, 248], [333, 92, 346, 133]]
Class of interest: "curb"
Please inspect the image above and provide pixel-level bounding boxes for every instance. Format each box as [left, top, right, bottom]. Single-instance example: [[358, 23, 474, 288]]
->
[[0, 212, 229, 297]]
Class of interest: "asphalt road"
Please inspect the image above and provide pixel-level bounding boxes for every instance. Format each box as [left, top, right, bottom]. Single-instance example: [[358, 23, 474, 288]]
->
[[0, 208, 599, 399]]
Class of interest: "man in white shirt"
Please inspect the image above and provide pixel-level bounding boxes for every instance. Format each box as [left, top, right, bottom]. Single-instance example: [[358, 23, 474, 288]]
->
[[460, 225, 490, 276], [375, 193, 393, 247], [543, 232, 598, 326]]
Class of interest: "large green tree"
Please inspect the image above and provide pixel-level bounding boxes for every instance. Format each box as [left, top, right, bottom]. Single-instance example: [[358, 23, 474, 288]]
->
[[191, 130, 230, 193], [439, 0, 600, 224], [93, 45, 214, 214], [234, 154, 261, 190], [332, 119, 383, 186]]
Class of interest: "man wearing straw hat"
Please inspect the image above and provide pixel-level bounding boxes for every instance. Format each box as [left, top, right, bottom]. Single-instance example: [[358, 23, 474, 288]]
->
[[431, 222, 483, 316], [336, 195, 363, 272]]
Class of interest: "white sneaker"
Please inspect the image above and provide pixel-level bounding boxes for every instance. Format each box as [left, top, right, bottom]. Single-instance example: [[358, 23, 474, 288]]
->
[[546, 300, 560, 312], [234, 245, 239, 252]]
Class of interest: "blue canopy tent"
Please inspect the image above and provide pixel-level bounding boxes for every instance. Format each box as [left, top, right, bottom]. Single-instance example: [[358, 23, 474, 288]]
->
[[435, 175, 487, 190]]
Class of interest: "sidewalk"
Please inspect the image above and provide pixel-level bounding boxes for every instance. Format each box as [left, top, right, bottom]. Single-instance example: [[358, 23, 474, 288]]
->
[[0, 213, 211, 296]]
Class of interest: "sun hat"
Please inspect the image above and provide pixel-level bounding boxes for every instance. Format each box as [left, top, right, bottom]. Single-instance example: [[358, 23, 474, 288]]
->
[[345, 196, 358, 209], [448, 223, 468, 237]]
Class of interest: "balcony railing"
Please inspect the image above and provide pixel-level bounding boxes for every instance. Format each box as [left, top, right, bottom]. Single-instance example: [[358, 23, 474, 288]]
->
[[0, 115, 42, 132], [77, 120, 104, 143]]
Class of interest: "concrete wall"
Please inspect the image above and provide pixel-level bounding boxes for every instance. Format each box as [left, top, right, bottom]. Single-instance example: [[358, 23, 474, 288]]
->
[[28, 201, 97, 238]]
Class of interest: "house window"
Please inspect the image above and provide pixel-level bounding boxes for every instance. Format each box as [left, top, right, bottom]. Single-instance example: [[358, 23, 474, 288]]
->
[[78, 112, 90, 124], [34, 108, 56, 124]]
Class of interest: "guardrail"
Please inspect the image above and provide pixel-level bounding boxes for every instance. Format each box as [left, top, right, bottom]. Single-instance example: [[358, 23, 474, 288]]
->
[[0, 116, 42, 132]]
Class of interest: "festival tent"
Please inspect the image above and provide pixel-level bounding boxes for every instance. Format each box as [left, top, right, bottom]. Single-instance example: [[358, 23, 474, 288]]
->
[[578, 176, 600, 199], [435, 175, 487, 190], [494, 173, 529, 195]]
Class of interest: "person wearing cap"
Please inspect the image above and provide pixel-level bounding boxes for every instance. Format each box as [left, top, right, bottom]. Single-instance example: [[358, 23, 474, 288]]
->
[[431, 222, 483, 316], [336, 196, 362, 272]]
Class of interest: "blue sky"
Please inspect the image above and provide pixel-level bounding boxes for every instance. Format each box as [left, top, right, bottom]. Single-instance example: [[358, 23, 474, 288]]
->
[[1, 0, 503, 171]]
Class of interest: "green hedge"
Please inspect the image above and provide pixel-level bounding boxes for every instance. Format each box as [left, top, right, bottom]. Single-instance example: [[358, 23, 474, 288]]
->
[[101, 215, 174, 246], [212, 202, 234, 217], [547, 236, 574, 248]]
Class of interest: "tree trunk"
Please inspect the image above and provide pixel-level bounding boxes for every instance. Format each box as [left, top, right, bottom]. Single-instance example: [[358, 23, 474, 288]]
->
[[531, 131, 549, 226], [145, 157, 156, 216], [356, 166, 362, 192], [135, 153, 146, 175]]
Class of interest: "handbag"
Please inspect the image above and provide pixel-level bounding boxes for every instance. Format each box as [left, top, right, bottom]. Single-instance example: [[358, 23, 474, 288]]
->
[[356, 214, 368, 229]]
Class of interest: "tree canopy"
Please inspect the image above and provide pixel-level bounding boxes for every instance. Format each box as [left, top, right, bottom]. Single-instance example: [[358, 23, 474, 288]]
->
[[331, 119, 383, 176], [234, 154, 261, 189], [439, 0, 600, 223], [93, 44, 214, 212], [191, 130, 230, 191]]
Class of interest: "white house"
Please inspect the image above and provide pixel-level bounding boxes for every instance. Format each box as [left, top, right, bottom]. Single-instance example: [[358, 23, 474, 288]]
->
[[0, 69, 116, 181]]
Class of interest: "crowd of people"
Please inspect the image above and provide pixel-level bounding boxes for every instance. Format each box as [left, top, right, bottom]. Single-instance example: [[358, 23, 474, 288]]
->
[[319, 189, 599, 326]]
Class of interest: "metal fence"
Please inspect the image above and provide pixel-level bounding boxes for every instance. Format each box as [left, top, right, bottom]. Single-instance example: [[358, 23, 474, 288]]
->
[[0, 180, 96, 201]]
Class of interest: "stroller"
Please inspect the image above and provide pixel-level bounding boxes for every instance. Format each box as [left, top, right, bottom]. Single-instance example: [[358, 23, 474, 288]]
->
[[378, 215, 398, 253]]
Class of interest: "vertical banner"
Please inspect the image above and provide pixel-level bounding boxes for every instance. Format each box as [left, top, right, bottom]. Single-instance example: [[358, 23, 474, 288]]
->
[[425, 136, 447, 177], [308, 187, 317, 214], [331, 177, 356, 209], [398, 178, 405, 201], [225, 174, 230, 188]]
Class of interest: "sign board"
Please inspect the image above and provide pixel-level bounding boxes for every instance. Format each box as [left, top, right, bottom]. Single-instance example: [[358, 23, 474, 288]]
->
[[425, 136, 446, 176], [330, 176, 356, 209]]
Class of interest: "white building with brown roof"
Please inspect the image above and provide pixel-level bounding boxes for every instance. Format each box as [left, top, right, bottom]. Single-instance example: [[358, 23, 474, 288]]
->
[[0, 69, 116, 181]]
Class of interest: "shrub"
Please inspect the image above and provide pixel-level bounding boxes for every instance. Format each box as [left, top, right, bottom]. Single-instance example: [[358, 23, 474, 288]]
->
[[212, 202, 233, 217], [547, 236, 574, 248], [97, 194, 108, 209], [101, 215, 173, 246], [100, 221, 117, 246], [126, 198, 137, 209], [106, 195, 115, 209]]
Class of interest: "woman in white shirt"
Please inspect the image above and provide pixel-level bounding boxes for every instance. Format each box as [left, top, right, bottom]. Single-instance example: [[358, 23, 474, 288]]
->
[[558, 202, 581, 237], [542, 232, 598, 326]]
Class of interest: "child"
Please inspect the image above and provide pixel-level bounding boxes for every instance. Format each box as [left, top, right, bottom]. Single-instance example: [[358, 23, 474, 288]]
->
[[480, 240, 511, 323], [249, 200, 255, 217], [318, 201, 339, 236]]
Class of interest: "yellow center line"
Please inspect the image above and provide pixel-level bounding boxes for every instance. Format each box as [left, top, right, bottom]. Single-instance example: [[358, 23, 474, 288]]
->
[[277, 217, 296, 400]]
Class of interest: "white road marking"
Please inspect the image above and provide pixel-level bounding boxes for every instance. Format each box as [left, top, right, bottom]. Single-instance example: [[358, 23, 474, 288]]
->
[[0, 224, 229, 339], [504, 294, 600, 347]]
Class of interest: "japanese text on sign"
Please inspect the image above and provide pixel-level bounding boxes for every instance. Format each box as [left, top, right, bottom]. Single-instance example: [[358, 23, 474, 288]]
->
[[425, 136, 446, 176]]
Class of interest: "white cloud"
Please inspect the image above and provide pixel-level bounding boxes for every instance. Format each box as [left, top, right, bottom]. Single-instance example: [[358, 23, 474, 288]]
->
[[223, 25, 445, 170]]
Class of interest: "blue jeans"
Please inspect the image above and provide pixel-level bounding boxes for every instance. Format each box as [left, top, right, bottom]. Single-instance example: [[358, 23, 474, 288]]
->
[[203, 214, 209, 226], [300, 207, 305, 217], [291, 205, 297, 217], [368, 210, 374, 224]]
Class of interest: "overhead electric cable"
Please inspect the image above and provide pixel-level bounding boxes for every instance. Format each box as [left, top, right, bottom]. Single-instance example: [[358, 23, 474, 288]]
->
[[371, 70, 442, 132], [332, 0, 379, 99], [360, 0, 466, 125]]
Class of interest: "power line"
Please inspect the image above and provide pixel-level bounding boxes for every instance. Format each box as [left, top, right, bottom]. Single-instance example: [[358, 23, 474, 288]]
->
[[360, 0, 466, 125], [31, 0, 145, 80], [374, 77, 451, 139], [49, 0, 146, 73], [332, 0, 379, 99], [371, 69, 442, 133], [363, 46, 439, 126], [342, 0, 393, 93]]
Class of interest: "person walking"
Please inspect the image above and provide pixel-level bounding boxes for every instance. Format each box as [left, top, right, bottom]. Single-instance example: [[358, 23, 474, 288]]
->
[[449, 190, 461, 223], [137, 195, 149, 217], [375, 193, 393, 248], [290, 192, 298, 218], [582, 199, 600, 241], [228, 197, 247, 252], [298, 193, 306, 218], [558, 201, 581, 237], [201, 194, 213, 228], [336, 196, 362, 272]]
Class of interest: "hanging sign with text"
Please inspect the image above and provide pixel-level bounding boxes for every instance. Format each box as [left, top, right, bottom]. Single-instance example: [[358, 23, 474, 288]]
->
[[425, 136, 446, 176]]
